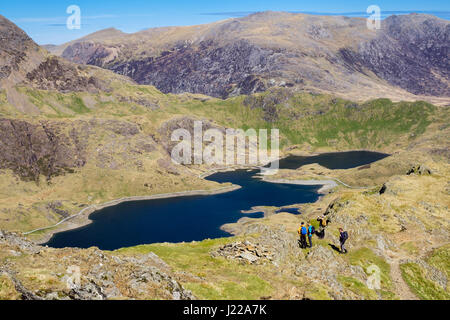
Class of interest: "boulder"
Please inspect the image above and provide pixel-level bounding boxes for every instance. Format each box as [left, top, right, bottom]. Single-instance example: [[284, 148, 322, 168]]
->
[[211, 241, 273, 264], [407, 164, 432, 175]]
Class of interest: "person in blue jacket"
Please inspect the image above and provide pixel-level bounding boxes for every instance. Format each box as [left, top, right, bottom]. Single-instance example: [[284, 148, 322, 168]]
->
[[307, 223, 315, 248]]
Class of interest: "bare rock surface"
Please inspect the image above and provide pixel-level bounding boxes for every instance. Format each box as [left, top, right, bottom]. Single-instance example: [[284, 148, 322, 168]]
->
[[0, 230, 194, 300], [56, 12, 449, 99]]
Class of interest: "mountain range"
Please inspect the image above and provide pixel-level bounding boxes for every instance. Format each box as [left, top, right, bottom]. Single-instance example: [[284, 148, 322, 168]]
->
[[46, 11, 449, 104], [0, 11, 449, 301]]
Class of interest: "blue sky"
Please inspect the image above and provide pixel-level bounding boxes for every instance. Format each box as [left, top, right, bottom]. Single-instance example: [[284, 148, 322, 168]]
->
[[1, 0, 449, 44]]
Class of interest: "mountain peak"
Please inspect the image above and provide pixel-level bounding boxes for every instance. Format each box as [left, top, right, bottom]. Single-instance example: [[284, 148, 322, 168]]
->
[[0, 14, 36, 50], [82, 27, 125, 39], [0, 14, 43, 83]]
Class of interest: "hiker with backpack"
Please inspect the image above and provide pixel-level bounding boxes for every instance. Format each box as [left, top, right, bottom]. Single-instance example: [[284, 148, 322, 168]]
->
[[339, 228, 349, 254], [317, 215, 330, 238], [297, 222, 308, 249], [307, 223, 315, 248]]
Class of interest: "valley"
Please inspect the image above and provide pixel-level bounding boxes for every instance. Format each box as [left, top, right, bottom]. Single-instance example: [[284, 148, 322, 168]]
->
[[0, 11, 448, 300]]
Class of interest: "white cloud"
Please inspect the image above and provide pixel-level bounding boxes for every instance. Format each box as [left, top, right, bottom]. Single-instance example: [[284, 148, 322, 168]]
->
[[15, 14, 120, 23]]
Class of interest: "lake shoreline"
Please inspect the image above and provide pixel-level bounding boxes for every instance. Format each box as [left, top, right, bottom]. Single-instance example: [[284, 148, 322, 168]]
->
[[259, 177, 338, 193], [33, 149, 388, 247], [29, 160, 272, 244], [29, 184, 242, 245]]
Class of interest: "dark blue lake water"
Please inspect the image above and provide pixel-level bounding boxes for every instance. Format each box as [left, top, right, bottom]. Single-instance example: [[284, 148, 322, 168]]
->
[[44, 151, 388, 250]]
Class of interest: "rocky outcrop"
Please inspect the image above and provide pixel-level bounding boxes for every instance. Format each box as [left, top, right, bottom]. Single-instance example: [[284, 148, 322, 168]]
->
[[0, 119, 88, 181], [56, 12, 449, 99], [211, 241, 274, 264], [241, 224, 303, 266], [0, 230, 194, 300], [338, 14, 450, 96], [0, 15, 43, 81], [0, 229, 41, 253], [157, 116, 224, 156], [242, 88, 295, 122], [157, 158, 180, 175], [0, 14, 113, 94], [0, 118, 151, 181], [61, 42, 119, 66], [107, 40, 277, 98], [25, 57, 110, 93], [117, 95, 160, 110], [406, 164, 432, 175]]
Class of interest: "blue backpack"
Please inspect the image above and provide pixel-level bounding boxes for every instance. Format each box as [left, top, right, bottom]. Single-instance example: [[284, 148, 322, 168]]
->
[[309, 226, 315, 235], [301, 226, 308, 235]]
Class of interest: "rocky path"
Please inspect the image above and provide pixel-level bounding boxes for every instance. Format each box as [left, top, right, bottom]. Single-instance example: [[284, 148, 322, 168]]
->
[[385, 240, 444, 300], [389, 258, 418, 300]]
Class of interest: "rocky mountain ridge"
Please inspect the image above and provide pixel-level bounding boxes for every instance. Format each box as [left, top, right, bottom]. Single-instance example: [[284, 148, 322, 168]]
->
[[0, 12, 448, 301], [51, 12, 449, 102]]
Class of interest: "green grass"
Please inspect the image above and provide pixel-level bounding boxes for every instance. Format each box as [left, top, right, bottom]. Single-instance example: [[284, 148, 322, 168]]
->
[[18, 88, 91, 116], [309, 218, 320, 230], [184, 275, 272, 300], [400, 242, 420, 256], [116, 237, 274, 299], [338, 276, 379, 300], [0, 90, 7, 104], [0, 274, 20, 300], [399, 245, 450, 300], [304, 282, 333, 300], [427, 245, 450, 278], [66, 96, 90, 114], [400, 262, 450, 300], [173, 91, 440, 151], [12, 84, 445, 154], [345, 247, 396, 299]]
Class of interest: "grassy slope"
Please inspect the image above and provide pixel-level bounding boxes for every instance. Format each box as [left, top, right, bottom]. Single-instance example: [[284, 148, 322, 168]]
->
[[1, 85, 445, 234], [0, 84, 223, 234], [116, 238, 276, 300], [171, 92, 443, 152], [2, 86, 445, 151], [401, 245, 450, 300], [0, 84, 448, 299]]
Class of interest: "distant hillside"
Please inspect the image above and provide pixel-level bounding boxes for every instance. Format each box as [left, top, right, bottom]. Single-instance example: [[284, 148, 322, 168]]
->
[[48, 11, 450, 104], [0, 12, 448, 235]]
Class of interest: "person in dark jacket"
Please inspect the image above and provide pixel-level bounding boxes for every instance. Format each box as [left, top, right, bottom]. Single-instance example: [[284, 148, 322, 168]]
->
[[339, 228, 349, 253]]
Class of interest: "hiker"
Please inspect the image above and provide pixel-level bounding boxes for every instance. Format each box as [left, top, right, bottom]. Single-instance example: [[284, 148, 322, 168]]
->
[[339, 228, 349, 254], [317, 215, 330, 238], [307, 223, 315, 248], [297, 222, 308, 249]]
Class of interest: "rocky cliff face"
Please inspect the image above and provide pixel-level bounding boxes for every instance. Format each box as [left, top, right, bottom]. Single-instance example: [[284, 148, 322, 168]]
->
[[0, 118, 146, 182], [338, 14, 450, 96], [57, 12, 449, 99], [0, 17, 29, 79], [60, 42, 118, 65], [157, 116, 225, 155], [109, 40, 278, 98], [0, 15, 44, 84], [0, 119, 87, 181], [0, 14, 112, 94], [25, 57, 110, 93]]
